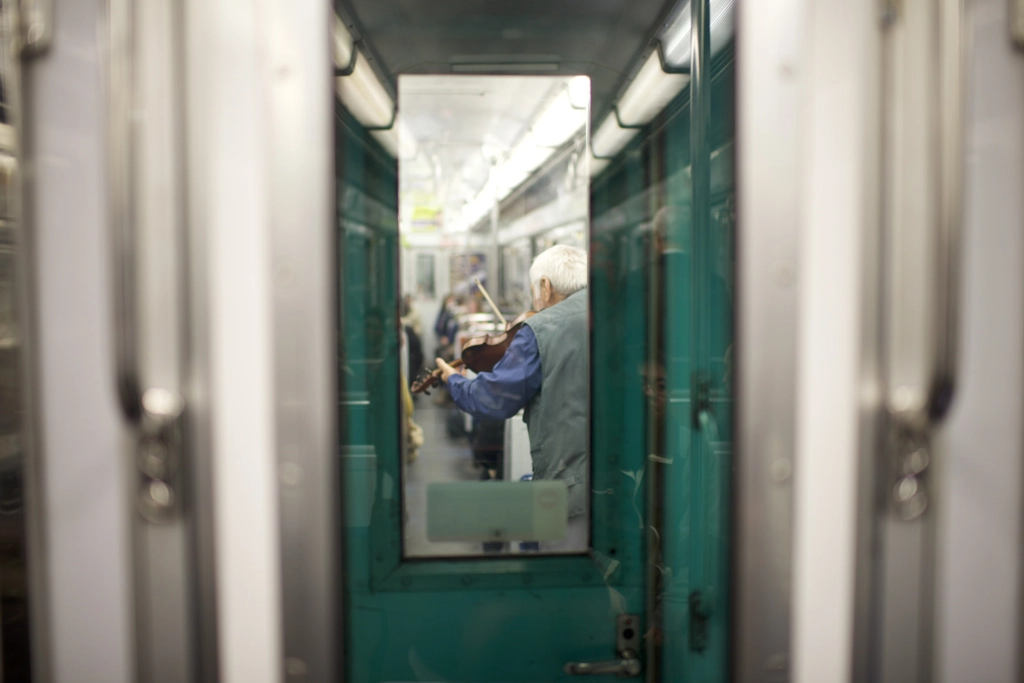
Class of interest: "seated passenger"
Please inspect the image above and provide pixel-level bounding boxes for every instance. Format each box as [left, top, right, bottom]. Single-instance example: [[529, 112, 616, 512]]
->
[[434, 245, 589, 552]]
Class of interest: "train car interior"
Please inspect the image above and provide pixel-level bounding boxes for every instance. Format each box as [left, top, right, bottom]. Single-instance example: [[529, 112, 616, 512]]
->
[[0, 0, 1023, 682], [331, 1, 738, 679]]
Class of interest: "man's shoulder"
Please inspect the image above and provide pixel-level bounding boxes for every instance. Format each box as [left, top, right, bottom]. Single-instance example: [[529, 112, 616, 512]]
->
[[524, 293, 587, 343], [527, 289, 588, 325]]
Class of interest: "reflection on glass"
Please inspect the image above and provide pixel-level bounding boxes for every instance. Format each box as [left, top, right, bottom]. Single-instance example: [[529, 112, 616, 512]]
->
[[0, 13, 32, 678], [397, 75, 591, 557]]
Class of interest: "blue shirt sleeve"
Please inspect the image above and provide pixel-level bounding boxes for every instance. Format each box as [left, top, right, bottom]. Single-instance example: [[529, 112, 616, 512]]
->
[[447, 326, 542, 421]]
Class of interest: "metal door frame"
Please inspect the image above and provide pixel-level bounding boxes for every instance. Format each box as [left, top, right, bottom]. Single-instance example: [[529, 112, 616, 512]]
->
[[851, 1, 967, 682], [264, 0, 339, 679], [18, 0, 137, 680], [732, 0, 804, 678]]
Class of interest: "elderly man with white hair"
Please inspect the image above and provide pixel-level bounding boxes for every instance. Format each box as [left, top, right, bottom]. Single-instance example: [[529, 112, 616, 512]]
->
[[435, 244, 589, 551]]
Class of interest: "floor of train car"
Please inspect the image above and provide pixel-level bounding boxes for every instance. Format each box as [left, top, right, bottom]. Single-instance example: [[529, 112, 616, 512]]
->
[[403, 397, 485, 556], [402, 298, 506, 557]]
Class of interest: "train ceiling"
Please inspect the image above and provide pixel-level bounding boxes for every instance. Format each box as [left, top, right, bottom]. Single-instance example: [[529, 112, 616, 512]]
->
[[398, 75, 573, 232], [334, 0, 672, 118], [335, 0, 675, 234]]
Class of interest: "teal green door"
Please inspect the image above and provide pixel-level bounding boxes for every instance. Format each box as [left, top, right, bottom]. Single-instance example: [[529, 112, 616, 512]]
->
[[336, 107, 650, 682], [335, 39, 734, 683]]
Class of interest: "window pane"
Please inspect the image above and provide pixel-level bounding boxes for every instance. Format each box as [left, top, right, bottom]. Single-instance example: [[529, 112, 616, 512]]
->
[[397, 75, 592, 557]]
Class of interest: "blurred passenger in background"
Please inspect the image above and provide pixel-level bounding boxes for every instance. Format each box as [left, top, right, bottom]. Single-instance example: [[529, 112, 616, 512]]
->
[[401, 294, 422, 336], [433, 293, 461, 361], [401, 295, 425, 387]]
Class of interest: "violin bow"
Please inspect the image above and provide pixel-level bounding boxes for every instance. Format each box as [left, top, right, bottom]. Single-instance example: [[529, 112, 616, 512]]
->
[[474, 277, 507, 327]]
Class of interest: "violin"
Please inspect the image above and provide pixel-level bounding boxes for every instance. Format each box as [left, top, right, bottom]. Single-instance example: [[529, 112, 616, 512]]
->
[[411, 310, 535, 394]]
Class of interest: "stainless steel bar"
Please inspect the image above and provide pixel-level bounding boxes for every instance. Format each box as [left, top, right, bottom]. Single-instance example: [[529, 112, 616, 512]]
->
[[1012, 0, 1024, 47], [108, 1, 197, 681], [565, 651, 642, 677], [929, 0, 965, 421], [733, 0, 803, 677], [267, 0, 339, 679], [108, 0, 142, 422], [865, 1, 968, 680]]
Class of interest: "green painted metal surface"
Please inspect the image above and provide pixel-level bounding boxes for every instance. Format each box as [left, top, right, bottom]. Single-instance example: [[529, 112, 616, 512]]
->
[[337, 105, 646, 683], [335, 8, 735, 677]]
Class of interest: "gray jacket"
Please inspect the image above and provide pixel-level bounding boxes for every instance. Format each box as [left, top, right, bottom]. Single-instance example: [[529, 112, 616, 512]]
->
[[523, 288, 589, 517]]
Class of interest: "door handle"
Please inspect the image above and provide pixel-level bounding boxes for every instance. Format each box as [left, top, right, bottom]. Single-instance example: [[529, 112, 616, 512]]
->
[[564, 650, 641, 677], [109, 0, 185, 523], [885, 0, 965, 520]]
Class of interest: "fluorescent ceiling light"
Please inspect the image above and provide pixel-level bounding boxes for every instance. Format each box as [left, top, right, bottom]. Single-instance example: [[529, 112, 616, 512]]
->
[[444, 76, 592, 231], [372, 130, 399, 157], [660, 0, 736, 69], [371, 116, 418, 160], [591, 0, 747, 164], [450, 62, 559, 73], [334, 12, 402, 151], [332, 14, 354, 69], [531, 90, 587, 148], [336, 49, 394, 129], [497, 168, 531, 194], [568, 76, 590, 109], [489, 78, 590, 202], [449, 177, 496, 233], [616, 50, 688, 126], [661, 3, 691, 68], [591, 113, 638, 159], [506, 136, 553, 173]]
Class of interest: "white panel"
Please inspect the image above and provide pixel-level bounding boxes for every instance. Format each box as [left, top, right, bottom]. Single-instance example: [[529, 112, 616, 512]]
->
[[426, 481, 567, 542], [734, 0, 804, 676], [26, 0, 134, 680], [936, 0, 1024, 679], [792, 1, 878, 682], [189, 0, 283, 681]]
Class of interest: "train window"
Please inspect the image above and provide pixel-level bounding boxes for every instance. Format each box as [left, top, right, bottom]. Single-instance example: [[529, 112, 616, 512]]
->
[[414, 253, 435, 298], [394, 75, 592, 557]]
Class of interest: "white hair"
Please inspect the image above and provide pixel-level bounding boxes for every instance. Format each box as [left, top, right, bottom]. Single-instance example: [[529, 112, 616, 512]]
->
[[530, 244, 588, 296]]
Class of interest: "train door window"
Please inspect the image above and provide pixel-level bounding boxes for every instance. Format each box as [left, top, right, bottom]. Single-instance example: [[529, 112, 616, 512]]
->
[[414, 252, 435, 298], [501, 238, 532, 310], [334, 0, 735, 678], [391, 74, 592, 558]]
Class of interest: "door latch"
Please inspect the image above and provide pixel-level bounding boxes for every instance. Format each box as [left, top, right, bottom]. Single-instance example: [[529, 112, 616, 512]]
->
[[564, 614, 642, 677], [691, 371, 711, 429], [135, 388, 184, 523], [19, 0, 53, 55], [689, 590, 710, 652]]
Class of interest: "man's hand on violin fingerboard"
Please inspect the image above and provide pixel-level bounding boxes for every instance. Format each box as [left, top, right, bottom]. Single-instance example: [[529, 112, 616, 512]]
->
[[435, 357, 466, 382]]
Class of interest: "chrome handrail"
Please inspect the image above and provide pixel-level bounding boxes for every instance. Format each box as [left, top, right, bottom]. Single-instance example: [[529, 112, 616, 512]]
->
[[109, 0, 141, 422], [929, 0, 965, 422], [108, 0, 184, 524], [887, 0, 966, 522]]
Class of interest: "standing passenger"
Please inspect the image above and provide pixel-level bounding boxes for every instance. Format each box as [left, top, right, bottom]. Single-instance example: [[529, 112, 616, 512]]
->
[[433, 245, 589, 551]]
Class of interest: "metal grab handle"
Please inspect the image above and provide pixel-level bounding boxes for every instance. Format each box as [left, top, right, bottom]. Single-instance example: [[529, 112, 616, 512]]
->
[[886, 0, 966, 521], [109, 0, 142, 422], [889, 0, 965, 426], [564, 650, 641, 677], [108, 0, 185, 522], [929, 0, 965, 423]]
